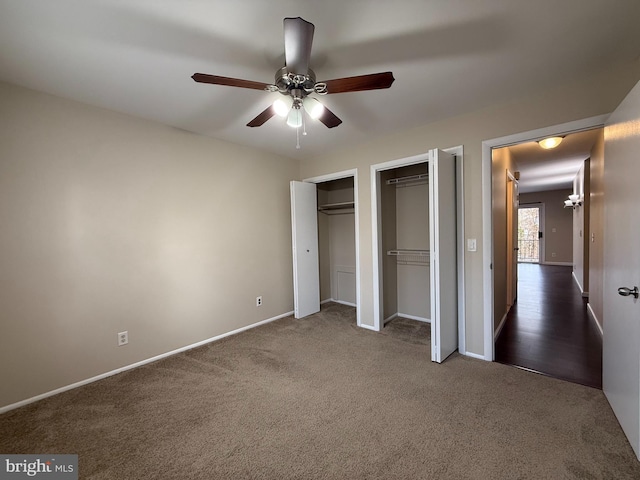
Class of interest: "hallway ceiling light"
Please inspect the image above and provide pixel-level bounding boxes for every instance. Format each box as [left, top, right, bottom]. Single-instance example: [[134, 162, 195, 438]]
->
[[538, 136, 564, 149]]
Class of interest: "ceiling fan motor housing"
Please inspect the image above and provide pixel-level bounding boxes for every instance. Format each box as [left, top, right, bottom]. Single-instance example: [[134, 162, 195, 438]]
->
[[273, 67, 324, 96]]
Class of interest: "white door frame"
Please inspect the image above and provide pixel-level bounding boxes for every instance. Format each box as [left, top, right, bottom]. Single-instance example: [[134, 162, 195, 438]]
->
[[481, 115, 609, 361], [303, 169, 361, 327], [370, 146, 466, 355]]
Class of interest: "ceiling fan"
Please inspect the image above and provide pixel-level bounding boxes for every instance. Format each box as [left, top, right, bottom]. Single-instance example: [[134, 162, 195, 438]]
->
[[192, 17, 395, 131]]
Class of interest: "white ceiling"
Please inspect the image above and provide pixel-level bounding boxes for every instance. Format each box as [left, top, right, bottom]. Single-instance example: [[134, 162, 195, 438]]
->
[[1, 1, 639, 163], [503, 128, 602, 193]]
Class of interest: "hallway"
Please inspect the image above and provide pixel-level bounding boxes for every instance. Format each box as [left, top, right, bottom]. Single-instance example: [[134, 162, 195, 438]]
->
[[495, 263, 602, 389]]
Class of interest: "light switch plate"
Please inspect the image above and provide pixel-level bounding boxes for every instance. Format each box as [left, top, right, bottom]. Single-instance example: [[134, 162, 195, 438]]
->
[[467, 238, 477, 252]]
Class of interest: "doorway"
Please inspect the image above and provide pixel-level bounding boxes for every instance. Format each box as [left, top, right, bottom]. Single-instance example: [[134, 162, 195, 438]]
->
[[481, 115, 608, 361], [517, 204, 543, 263]]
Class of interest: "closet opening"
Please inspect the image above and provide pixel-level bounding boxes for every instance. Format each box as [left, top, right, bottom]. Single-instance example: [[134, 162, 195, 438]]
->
[[290, 169, 361, 326], [316, 176, 357, 309], [379, 163, 431, 327], [371, 147, 464, 363]]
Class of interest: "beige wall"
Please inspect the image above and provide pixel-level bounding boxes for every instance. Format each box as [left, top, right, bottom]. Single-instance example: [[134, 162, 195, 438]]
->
[[3, 62, 638, 408], [300, 61, 640, 357], [519, 189, 573, 264], [0, 82, 298, 409], [492, 147, 518, 331], [395, 165, 430, 320], [588, 130, 605, 330]]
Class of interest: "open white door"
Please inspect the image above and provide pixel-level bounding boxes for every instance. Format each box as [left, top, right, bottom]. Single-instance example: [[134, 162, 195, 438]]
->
[[603, 80, 640, 459], [290, 181, 320, 319], [429, 148, 458, 362]]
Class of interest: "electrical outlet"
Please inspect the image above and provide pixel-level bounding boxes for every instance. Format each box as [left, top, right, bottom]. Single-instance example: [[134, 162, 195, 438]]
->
[[256, 296, 263, 307], [552, 252, 557, 258], [118, 331, 128, 346]]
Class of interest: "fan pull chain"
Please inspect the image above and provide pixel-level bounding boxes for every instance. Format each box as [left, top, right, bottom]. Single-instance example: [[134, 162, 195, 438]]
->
[[296, 126, 300, 149]]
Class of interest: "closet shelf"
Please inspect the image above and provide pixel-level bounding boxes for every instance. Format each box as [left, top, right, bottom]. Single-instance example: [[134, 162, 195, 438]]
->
[[387, 249, 430, 266], [386, 173, 428, 187], [318, 201, 355, 215]]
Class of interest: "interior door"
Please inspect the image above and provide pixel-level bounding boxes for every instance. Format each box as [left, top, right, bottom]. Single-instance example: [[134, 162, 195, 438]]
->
[[506, 174, 519, 307], [290, 181, 320, 319], [429, 148, 458, 362], [603, 80, 640, 459]]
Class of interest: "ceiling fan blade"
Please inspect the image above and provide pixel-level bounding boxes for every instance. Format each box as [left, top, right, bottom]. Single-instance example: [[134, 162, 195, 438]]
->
[[321, 72, 395, 94], [283, 17, 314, 74], [317, 105, 342, 129], [192, 73, 270, 91], [247, 105, 276, 127]]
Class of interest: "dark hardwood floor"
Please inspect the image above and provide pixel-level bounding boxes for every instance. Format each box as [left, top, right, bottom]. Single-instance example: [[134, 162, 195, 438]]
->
[[495, 263, 602, 389]]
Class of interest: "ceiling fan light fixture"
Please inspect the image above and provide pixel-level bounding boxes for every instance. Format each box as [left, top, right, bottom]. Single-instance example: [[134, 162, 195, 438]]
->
[[538, 136, 564, 149], [286, 107, 303, 128], [273, 97, 292, 117], [303, 96, 325, 119]]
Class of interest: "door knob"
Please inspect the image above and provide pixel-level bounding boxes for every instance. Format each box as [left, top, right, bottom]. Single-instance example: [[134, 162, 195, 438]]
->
[[618, 286, 639, 299]]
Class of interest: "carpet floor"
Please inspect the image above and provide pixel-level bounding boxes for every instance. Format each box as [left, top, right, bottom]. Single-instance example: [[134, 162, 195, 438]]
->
[[1, 302, 638, 479]]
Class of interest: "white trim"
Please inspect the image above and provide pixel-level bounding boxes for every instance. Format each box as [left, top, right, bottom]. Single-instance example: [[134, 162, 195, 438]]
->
[[455, 147, 467, 355], [320, 298, 357, 307], [541, 261, 572, 266], [397, 313, 431, 323], [303, 169, 361, 327], [384, 313, 398, 325], [0, 310, 294, 414], [494, 311, 508, 340], [586, 302, 604, 337], [481, 114, 608, 363], [572, 270, 585, 294], [481, 142, 494, 361], [332, 299, 357, 307], [463, 351, 486, 361]]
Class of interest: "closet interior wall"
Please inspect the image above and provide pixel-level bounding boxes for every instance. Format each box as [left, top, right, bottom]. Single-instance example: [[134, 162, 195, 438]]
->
[[317, 178, 356, 306], [381, 164, 431, 324]]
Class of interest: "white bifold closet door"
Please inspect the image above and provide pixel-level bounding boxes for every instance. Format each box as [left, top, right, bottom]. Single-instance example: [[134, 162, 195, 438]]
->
[[290, 181, 320, 318], [429, 148, 458, 363]]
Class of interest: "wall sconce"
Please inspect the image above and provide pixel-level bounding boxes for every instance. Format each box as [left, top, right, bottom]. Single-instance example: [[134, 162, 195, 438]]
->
[[564, 194, 582, 209]]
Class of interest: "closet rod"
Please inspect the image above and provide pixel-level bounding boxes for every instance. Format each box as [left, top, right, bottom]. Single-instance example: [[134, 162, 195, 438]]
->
[[386, 173, 428, 186], [387, 249, 430, 256]]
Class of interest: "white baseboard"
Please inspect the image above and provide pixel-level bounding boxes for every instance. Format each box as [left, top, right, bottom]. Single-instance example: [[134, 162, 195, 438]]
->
[[383, 313, 398, 325], [0, 310, 294, 414], [542, 261, 572, 266], [572, 271, 585, 294], [397, 313, 431, 323], [384, 312, 431, 325], [463, 351, 487, 361], [494, 310, 508, 340], [321, 298, 356, 307], [333, 299, 357, 307], [586, 303, 604, 337]]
